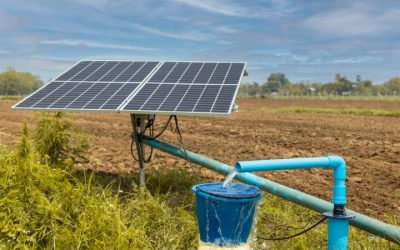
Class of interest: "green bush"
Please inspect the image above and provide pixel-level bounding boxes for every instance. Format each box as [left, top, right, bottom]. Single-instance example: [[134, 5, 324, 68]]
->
[[18, 123, 30, 158], [0, 67, 42, 96], [0, 146, 197, 249], [34, 113, 89, 165]]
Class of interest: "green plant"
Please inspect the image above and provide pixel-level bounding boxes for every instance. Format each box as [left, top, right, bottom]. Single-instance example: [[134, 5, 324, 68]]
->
[[17, 122, 30, 158], [0, 146, 198, 249], [34, 112, 89, 165]]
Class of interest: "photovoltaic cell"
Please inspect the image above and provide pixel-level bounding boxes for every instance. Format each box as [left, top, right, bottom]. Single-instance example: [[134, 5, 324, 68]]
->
[[179, 63, 203, 83], [158, 85, 190, 111], [193, 63, 216, 83], [13, 60, 160, 111], [15, 82, 63, 107], [163, 62, 189, 83], [121, 61, 245, 115], [14, 60, 245, 116], [56, 61, 91, 81], [149, 62, 176, 82]]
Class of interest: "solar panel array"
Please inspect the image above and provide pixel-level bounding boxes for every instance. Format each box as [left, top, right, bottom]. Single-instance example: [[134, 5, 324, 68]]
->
[[13, 60, 246, 116], [14, 61, 159, 111], [122, 62, 244, 114]]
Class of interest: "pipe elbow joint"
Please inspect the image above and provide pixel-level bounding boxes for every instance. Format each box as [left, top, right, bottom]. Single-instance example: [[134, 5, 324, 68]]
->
[[327, 155, 346, 168], [327, 156, 346, 179], [327, 156, 347, 205]]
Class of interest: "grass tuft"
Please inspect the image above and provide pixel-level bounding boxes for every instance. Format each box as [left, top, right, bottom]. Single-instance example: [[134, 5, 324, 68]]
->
[[258, 107, 400, 117]]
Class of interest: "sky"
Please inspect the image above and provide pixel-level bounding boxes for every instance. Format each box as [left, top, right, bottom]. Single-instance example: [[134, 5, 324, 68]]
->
[[0, 0, 399, 84]]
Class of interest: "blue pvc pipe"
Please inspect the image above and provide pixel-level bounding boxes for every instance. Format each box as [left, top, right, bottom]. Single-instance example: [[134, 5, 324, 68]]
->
[[236, 156, 346, 205], [140, 136, 400, 245], [236, 156, 349, 249], [328, 217, 351, 250]]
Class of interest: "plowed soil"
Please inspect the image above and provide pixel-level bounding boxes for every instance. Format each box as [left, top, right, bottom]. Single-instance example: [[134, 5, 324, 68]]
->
[[1, 98, 399, 221]]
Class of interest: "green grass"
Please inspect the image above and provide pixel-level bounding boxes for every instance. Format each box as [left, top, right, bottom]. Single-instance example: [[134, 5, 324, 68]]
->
[[278, 107, 400, 117], [0, 96, 23, 102], [254, 194, 399, 249], [268, 95, 400, 101], [255, 107, 400, 117]]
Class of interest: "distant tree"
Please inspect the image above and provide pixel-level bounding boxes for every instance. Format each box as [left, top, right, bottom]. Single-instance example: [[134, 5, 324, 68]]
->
[[383, 77, 400, 95], [0, 67, 42, 95], [263, 72, 291, 94], [236, 71, 400, 97]]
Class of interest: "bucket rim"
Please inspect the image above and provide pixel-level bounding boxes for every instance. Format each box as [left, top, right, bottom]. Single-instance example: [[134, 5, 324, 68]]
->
[[192, 183, 263, 203]]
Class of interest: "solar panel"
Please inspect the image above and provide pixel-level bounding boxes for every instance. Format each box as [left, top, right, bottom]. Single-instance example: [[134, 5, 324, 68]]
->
[[13, 60, 160, 111], [13, 60, 245, 116], [121, 62, 245, 115]]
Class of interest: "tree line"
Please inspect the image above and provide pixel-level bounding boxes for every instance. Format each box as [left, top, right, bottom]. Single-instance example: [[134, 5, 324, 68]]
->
[[239, 73, 400, 97], [1, 67, 400, 98], [0, 67, 43, 96]]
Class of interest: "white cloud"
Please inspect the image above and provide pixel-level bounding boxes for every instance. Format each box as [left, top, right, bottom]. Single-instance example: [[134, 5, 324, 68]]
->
[[171, 0, 291, 18], [304, 5, 400, 37], [41, 39, 159, 51], [172, 0, 247, 17], [130, 23, 211, 41], [332, 57, 377, 64]]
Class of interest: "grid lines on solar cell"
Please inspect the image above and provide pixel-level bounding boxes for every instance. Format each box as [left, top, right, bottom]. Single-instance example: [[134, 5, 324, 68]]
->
[[14, 60, 160, 111], [14, 60, 245, 115], [122, 62, 245, 114]]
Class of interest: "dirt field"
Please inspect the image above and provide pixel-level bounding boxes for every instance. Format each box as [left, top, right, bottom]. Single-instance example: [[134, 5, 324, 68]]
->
[[1, 98, 399, 221]]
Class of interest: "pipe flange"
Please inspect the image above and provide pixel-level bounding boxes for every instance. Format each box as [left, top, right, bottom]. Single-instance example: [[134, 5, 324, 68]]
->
[[323, 211, 355, 220]]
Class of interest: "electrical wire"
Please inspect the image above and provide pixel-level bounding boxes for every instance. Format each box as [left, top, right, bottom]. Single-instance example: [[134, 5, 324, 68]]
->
[[172, 115, 199, 179], [262, 216, 316, 231], [129, 114, 199, 179], [153, 115, 173, 138], [257, 216, 327, 241], [130, 135, 139, 161], [130, 115, 155, 163]]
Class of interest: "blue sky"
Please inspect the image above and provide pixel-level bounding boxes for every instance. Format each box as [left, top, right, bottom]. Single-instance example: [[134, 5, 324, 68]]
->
[[0, 0, 399, 83]]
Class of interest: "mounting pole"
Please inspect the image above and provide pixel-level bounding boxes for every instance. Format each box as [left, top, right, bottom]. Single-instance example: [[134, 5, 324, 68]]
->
[[130, 114, 147, 187]]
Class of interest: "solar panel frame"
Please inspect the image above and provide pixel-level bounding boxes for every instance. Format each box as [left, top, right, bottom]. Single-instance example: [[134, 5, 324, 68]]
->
[[12, 60, 162, 113], [120, 61, 246, 116], [13, 60, 245, 116]]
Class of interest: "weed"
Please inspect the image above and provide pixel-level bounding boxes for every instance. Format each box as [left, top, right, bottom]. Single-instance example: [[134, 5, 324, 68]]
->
[[0, 146, 198, 249], [257, 107, 400, 117], [17, 122, 30, 158], [34, 112, 89, 165]]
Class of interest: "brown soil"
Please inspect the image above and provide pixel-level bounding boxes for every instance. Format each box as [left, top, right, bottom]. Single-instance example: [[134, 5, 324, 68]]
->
[[1, 98, 399, 221]]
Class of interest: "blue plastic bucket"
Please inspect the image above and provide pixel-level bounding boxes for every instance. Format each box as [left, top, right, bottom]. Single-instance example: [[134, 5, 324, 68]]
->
[[192, 182, 263, 246]]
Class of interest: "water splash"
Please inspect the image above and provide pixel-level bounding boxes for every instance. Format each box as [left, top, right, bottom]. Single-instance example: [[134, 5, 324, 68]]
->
[[211, 201, 225, 246], [222, 169, 237, 188], [248, 202, 261, 249], [205, 197, 210, 243]]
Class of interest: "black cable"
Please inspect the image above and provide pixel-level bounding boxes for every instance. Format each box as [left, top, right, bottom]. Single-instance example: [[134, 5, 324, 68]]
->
[[153, 115, 173, 139], [130, 135, 139, 161], [130, 115, 155, 163], [139, 118, 154, 163], [172, 115, 199, 179], [262, 216, 316, 231], [257, 216, 327, 241]]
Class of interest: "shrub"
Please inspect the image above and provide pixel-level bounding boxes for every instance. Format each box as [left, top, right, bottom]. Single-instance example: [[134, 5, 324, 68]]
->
[[17, 123, 30, 158], [34, 112, 89, 165], [0, 146, 197, 249]]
